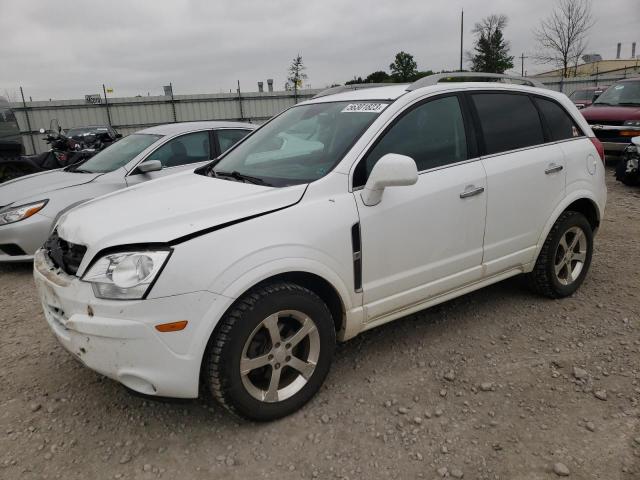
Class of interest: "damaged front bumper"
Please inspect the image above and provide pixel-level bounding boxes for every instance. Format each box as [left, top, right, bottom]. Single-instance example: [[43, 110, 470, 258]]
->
[[33, 248, 227, 398]]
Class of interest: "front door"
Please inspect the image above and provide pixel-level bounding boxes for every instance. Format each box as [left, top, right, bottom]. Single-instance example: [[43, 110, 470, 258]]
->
[[126, 130, 213, 186], [352, 95, 487, 322]]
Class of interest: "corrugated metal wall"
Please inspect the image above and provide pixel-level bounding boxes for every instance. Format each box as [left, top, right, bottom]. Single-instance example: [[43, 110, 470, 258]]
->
[[12, 89, 320, 154]]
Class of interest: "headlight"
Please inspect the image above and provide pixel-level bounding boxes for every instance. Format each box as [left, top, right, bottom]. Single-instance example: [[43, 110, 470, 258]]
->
[[624, 120, 640, 127], [82, 249, 171, 300], [0, 200, 48, 226]]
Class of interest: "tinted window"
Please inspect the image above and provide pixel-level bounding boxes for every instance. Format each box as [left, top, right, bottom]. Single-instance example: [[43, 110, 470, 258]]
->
[[535, 97, 582, 141], [150, 131, 210, 168], [472, 93, 544, 155], [216, 129, 250, 153], [355, 96, 467, 185]]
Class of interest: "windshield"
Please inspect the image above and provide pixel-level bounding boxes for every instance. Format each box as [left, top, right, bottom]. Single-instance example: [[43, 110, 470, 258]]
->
[[594, 81, 640, 106], [211, 101, 389, 186], [570, 89, 596, 101], [74, 134, 162, 173]]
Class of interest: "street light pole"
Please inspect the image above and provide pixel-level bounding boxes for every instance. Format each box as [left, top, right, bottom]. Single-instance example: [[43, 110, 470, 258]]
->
[[459, 9, 464, 71]]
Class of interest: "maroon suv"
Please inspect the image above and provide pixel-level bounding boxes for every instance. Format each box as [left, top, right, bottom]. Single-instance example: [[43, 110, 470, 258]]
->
[[580, 78, 640, 160]]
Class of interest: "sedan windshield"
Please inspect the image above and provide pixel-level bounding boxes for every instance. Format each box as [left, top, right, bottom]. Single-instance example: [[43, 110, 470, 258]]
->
[[74, 134, 162, 173], [594, 81, 640, 106], [212, 101, 389, 186]]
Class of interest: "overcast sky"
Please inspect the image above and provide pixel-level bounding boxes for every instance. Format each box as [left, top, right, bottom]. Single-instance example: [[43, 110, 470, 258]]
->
[[1, 0, 638, 100]]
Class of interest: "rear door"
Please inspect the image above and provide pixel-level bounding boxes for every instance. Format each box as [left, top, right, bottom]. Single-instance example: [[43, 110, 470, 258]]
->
[[471, 92, 566, 275]]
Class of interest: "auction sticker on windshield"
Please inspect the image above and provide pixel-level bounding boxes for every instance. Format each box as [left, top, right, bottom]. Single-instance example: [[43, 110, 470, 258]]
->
[[341, 103, 388, 113]]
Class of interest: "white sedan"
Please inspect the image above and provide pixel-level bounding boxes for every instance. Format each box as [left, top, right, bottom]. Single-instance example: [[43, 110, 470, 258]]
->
[[0, 121, 254, 261]]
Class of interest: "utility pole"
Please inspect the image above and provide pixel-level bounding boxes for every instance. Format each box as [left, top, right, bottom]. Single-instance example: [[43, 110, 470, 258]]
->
[[521, 53, 525, 77], [102, 84, 112, 126], [237, 80, 245, 121], [459, 9, 464, 71]]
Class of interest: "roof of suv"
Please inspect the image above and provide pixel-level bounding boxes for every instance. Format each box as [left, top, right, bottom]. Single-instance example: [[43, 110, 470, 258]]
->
[[140, 121, 254, 136], [302, 82, 559, 105]]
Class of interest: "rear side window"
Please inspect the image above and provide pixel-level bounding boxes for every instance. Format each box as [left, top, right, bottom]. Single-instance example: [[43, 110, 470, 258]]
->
[[471, 93, 544, 155], [354, 96, 468, 186], [534, 97, 582, 141]]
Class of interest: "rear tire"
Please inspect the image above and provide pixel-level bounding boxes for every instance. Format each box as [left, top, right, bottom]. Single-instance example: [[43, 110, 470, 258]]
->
[[203, 281, 335, 421], [528, 211, 593, 299]]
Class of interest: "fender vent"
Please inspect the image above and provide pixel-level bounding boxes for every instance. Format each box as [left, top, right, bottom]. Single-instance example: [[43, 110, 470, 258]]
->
[[351, 223, 362, 292]]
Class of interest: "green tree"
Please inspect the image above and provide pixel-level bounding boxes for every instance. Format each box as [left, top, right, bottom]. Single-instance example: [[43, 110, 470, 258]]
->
[[365, 71, 391, 83], [469, 15, 514, 74], [287, 54, 308, 97], [389, 51, 418, 82]]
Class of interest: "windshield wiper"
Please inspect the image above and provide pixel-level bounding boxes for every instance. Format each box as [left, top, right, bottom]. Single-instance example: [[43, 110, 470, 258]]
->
[[214, 170, 271, 186]]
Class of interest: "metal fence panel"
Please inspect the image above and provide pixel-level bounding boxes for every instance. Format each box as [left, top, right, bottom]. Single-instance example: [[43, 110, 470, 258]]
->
[[12, 89, 320, 154]]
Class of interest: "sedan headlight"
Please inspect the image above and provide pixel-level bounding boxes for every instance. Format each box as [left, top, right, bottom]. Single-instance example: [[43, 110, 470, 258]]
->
[[0, 200, 48, 226], [624, 120, 640, 127], [82, 249, 171, 300]]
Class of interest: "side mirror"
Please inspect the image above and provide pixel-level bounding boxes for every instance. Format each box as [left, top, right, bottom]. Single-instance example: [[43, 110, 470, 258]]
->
[[115, 133, 122, 139], [137, 160, 162, 173], [361, 153, 418, 206], [632, 137, 640, 147]]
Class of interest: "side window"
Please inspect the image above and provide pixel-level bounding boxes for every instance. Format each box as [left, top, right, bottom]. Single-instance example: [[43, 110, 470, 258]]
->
[[354, 96, 468, 186], [471, 93, 544, 155], [217, 129, 251, 153], [149, 131, 210, 168], [534, 97, 583, 141]]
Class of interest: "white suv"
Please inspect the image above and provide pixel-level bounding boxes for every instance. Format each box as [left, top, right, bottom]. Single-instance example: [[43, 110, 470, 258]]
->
[[34, 74, 607, 421]]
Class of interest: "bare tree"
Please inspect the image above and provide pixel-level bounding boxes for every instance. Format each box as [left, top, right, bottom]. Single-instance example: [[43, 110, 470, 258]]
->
[[533, 0, 594, 77], [287, 54, 308, 101]]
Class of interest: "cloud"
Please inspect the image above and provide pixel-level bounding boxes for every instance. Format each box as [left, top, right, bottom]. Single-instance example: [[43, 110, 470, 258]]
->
[[0, 0, 637, 100]]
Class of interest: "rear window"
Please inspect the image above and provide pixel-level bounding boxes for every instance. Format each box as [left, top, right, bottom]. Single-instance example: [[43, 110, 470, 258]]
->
[[471, 93, 544, 155], [534, 97, 583, 141]]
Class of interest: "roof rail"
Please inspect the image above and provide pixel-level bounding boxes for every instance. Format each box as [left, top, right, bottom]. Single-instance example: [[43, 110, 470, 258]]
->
[[312, 83, 396, 99], [406, 72, 545, 91]]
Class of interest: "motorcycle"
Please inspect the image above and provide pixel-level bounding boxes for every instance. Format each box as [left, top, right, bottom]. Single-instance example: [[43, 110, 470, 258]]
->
[[615, 137, 640, 186], [0, 120, 117, 183]]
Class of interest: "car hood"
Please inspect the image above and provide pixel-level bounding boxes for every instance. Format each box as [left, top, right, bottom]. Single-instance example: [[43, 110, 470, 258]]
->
[[581, 105, 640, 121], [0, 169, 100, 208], [56, 171, 307, 253]]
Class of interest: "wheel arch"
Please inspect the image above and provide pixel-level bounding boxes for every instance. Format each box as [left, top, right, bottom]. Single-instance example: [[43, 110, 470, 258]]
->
[[533, 192, 601, 265]]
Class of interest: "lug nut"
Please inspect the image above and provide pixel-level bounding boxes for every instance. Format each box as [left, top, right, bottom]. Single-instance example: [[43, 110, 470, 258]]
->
[[275, 363, 281, 369], [268, 354, 274, 360], [285, 343, 291, 349], [274, 342, 281, 348], [285, 355, 291, 362]]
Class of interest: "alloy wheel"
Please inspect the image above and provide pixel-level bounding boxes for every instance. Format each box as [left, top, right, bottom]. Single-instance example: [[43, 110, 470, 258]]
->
[[554, 226, 588, 286], [240, 310, 320, 403]]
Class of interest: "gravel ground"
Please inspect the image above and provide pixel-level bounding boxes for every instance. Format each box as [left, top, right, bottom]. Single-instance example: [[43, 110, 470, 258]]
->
[[1, 170, 639, 480]]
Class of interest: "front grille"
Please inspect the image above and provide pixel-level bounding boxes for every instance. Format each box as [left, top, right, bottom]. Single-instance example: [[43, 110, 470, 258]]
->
[[43, 230, 87, 276]]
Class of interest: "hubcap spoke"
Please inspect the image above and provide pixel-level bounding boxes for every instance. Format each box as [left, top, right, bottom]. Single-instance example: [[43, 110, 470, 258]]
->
[[284, 317, 317, 349], [288, 356, 316, 379], [264, 367, 282, 402], [558, 235, 569, 254], [573, 251, 586, 263], [569, 230, 584, 251], [555, 260, 566, 276], [263, 314, 282, 345], [240, 354, 271, 375]]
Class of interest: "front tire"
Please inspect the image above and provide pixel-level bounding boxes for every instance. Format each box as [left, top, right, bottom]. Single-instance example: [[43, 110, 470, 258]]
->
[[528, 211, 593, 299], [203, 282, 336, 421]]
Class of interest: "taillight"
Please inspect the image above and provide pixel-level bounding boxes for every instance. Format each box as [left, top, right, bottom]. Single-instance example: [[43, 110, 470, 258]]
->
[[589, 137, 605, 162]]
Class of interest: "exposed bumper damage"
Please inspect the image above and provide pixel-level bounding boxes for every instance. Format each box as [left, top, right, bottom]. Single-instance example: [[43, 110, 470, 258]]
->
[[33, 248, 228, 398]]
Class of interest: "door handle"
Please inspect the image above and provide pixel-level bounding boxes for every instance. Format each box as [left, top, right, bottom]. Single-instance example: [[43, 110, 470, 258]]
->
[[459, 185, 485, 198], [545, 163, 564, 174]]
